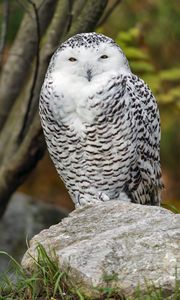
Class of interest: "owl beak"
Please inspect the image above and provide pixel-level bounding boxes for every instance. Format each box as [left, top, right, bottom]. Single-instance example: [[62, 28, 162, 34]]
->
[[86, 69, 92, 82]]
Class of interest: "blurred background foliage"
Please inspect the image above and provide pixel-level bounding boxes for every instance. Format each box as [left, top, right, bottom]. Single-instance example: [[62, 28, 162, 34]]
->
[[1, 0, 179, 210]]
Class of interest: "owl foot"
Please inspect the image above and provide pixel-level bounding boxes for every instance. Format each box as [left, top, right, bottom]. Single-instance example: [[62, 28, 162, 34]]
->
[[75, 194, 101, 208], [98, 192, 110, 202], [75, 192, 110, 208]]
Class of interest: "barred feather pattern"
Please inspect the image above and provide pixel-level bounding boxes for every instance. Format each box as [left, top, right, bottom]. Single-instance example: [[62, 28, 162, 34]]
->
[[39, 33, 163, 207]]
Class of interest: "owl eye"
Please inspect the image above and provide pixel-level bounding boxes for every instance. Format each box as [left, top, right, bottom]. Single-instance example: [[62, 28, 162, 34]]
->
[[100, 55, 108, 59], [68, 57, 77, 62]]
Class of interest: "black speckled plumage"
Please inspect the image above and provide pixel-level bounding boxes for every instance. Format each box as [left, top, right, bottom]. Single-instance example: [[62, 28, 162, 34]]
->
[[39, 33, 163, 207]]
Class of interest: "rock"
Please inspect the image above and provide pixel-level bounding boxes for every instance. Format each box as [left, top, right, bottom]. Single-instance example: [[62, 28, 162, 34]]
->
[[0, 192, 68, 274], [21, 201, 180, 297]]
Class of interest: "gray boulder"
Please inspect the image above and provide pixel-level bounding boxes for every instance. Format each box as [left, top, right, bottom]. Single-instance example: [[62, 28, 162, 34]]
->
[[22, 201, 180, 297], [0, 193, 67, 274]]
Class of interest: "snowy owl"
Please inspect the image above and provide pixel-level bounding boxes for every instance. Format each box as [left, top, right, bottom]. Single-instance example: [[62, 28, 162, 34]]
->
[[39, 32, 163, 207]]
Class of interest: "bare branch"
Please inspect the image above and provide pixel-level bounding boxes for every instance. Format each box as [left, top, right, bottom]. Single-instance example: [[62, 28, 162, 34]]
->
[[63, 0, 73, 33], [0, 0, 58, 131], [98, 0, 122, 27], [18, 0, 41, 141], [15, 0, 46, 17], [0, 0, 9, 67], [15, 0, 32, 17], [0, 112, 45, 218], [68, 0, 108, 37], [73, 0, 86, 19], [0, 0, 72, 161]]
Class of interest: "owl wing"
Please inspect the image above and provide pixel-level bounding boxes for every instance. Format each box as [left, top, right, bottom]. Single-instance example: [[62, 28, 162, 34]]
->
[[125, 74, 163, 205]]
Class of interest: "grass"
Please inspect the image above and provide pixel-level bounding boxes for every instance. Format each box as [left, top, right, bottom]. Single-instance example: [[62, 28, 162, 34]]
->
[[0, 245, 81, 300], [161, 203, 180, 214], [0, 245, 179, 300]]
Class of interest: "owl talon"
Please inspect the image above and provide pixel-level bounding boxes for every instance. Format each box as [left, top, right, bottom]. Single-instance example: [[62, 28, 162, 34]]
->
[[98, 192, 110, 202], [75, 193, 110, 207], [76, 194, 97, 207]]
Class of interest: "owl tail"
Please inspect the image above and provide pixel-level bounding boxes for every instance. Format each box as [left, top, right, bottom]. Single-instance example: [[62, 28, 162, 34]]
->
[[129, 180, 164, 206]]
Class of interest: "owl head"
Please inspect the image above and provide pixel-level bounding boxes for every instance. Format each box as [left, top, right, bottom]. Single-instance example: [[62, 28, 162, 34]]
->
[[49, 32, 131, 82]]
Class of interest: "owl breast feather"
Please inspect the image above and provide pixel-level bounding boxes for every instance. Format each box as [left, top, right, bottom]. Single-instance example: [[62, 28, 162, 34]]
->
[[48, 72, 127, 133]]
